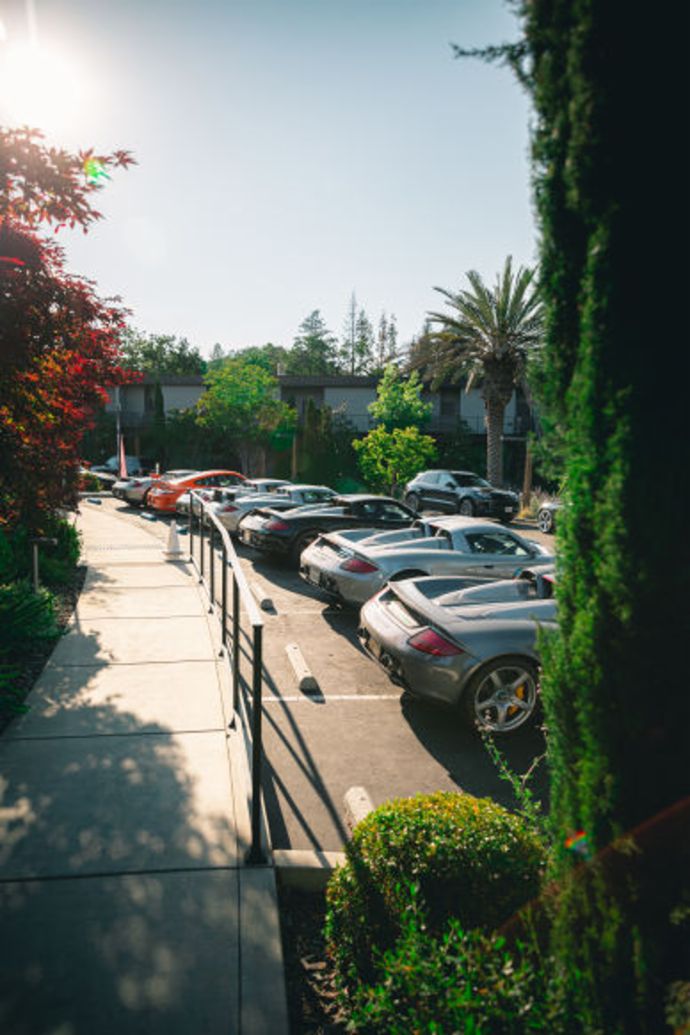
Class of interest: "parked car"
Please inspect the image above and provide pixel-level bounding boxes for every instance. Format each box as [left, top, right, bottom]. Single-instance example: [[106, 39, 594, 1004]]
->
[[300, 516, 553, 606], [113, 470, 197, 506], [90, 455, 154, 487], [537, 499, 562, 534], [177, 478, 295, 519], [212, 483, 336, 535], [403, 469, 519, 523], [238, 494, 416, 562], [358, 566, 557, 733], [148, 469, 245, 513]]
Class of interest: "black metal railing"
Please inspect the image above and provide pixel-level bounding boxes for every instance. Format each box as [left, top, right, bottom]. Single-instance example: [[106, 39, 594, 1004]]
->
[[188, 490, 266, 865]]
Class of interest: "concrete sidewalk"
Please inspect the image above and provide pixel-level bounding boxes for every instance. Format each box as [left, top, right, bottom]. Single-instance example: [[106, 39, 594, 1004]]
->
[[0, 501, 288, 1035]]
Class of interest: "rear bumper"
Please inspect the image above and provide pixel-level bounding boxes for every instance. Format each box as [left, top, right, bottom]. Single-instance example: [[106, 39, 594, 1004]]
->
[[238, 528, 290, 554]]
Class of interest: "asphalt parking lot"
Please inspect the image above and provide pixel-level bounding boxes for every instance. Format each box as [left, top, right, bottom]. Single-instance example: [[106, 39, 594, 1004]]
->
[[103, 498, 553, 853]]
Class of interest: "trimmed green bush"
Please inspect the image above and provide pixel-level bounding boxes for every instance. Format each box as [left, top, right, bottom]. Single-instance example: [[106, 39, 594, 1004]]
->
[[325, 791, 545, 986], [3, 517, 80, 588], [346, 891, 552, 1034], [0, 579, 60, 715]]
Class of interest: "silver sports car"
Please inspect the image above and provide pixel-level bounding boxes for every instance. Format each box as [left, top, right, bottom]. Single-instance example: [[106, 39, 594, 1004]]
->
[[358, 567, 556, 733], [300, 516, 554, 606], [211, 483, 334, 534]]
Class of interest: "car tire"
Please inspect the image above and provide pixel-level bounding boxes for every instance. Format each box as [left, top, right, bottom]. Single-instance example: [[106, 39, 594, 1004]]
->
[[499, 515, 515, 525], [141, 489, 151, 508], [291, 530, 319, 564], [538, 508, 554, 534], [404, 493, 420, 514], [462, 655, 539, 734], [458, 498, 475, 517]]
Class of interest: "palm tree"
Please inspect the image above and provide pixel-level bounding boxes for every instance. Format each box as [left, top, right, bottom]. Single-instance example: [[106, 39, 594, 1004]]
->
[[412, 257, 543, 486]]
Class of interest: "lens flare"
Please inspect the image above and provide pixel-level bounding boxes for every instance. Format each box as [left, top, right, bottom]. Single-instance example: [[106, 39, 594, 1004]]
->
[[83, 157, 110, 184]]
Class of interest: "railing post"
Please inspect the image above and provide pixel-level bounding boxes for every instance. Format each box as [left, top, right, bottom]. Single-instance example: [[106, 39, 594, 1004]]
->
[[199, 500, 205, 583], [247, 624, 266, 864], [232, 574, 240, 713], [189, 492, 194, 561], [221, 542, 228, 656], [209, 520, 215, 612]]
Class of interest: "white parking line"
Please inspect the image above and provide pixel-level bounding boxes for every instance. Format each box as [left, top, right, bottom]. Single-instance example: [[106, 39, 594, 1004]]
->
[[263, 693, 401, 703]]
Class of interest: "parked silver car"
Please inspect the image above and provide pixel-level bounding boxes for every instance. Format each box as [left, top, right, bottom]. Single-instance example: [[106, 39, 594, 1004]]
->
[[207, 480, 309, 534], [235, 484, 339, 536], [300, 516, 553, 606], [114, 470, 196, 506], [537, 499, 562, 534], [358, 567, 556, 733]]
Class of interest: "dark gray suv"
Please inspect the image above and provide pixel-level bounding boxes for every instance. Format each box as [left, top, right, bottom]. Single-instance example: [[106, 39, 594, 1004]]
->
[[403, 469, 519, 523]]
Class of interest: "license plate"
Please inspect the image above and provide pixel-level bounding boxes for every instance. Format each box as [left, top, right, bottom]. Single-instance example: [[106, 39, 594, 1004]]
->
[[504, 506, 515, 513]]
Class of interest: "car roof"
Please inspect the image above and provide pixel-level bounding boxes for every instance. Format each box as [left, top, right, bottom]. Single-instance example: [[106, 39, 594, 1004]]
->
[[427, 515, 512, 532], [282, 484, 334, 492], [332, 494, 400, 503], [169, 469, 244, 484]]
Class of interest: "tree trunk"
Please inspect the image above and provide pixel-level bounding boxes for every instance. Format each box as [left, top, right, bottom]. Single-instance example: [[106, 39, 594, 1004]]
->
[[521, 439, 533, 509], [484, 398, 504, 485]]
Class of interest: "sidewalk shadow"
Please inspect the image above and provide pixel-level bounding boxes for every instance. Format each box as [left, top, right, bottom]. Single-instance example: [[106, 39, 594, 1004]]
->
[[0, 621, 245, 1035]]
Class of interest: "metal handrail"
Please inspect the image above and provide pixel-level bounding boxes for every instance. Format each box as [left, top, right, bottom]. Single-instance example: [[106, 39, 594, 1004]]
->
[[188, 490, 266, 864]]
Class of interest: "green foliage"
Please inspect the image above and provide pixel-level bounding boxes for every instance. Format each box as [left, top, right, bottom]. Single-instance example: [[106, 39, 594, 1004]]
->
[[296, 400, 359, 487], [79, 471, 102, 492], [435, 418, 486, 473], [1, 518, 80, 588], [196, 358, 295, 473], [289, 310, 340, 375], [339, 293, 376, 374], [118, 328, 206, 375], [0, 579, 59, 715], [228, 342, 291, 374], [368, 364, 432, 431], [325, 792, 545, 987], [148, 409, 222, 470], [353, 425, 436, 496], [410, 257, 543, 486], [346, 891, 551, 1034]]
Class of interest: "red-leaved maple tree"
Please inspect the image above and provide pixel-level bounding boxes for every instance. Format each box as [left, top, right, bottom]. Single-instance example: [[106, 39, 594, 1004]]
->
[[0, 128, 137, 531]]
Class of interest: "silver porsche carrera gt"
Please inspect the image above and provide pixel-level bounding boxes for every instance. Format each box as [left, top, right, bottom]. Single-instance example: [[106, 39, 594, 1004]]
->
[[300, 516, 554, 606], [358, 566, 556, 733]]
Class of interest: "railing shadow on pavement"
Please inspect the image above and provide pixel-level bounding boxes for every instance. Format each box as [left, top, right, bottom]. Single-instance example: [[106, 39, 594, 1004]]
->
[[188, 490, 266, 865]]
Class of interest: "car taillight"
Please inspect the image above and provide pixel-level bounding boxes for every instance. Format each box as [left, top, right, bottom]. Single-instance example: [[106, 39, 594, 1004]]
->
[[340, 557, 379, 574], [265, 519, 289, 531], [407, 628, 464, 656], [130, 479, 144, 486], [221, 504, 238, 513]]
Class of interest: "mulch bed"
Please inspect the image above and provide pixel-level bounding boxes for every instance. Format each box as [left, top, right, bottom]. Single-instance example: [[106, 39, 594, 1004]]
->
[[277, 884, 349, 1034], [0, 564, 87, 736]]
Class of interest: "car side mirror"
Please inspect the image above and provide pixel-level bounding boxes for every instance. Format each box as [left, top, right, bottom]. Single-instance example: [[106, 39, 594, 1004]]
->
[[445, 482, 455, 489]]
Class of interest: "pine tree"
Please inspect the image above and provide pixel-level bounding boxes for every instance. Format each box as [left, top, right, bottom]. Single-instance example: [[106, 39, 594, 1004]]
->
[[339, 292, 358, 374], [289, 310, 339, 375], [354, 308, 375, 374]]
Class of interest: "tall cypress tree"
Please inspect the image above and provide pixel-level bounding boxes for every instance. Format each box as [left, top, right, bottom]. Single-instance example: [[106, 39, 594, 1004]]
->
[[457, 4, 689, 1028], [523, 2, 689, 1028]]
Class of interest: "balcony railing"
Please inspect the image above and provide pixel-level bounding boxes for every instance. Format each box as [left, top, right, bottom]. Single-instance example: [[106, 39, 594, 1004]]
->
[[188, 491, 266, 865]]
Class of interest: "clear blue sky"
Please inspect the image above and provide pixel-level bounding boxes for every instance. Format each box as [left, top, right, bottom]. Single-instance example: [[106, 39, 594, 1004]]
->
[[1, 0, 535, 357]]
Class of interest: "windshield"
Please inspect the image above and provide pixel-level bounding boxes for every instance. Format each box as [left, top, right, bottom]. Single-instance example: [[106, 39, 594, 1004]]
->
[[451, 472, 491, 488]]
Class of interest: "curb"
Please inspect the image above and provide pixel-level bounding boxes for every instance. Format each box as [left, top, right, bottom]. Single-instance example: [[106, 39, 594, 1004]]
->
[[274, 849, 347, 892]]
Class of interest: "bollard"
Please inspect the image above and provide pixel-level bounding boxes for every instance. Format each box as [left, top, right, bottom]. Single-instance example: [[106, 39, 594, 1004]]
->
[[29, 536, 58, 592]]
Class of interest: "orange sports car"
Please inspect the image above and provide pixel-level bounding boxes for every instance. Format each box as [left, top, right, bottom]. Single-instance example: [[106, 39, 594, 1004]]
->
[[148, 469, 245, 513]]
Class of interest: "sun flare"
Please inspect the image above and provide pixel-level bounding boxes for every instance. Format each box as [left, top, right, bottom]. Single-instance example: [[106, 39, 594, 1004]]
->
[[0, 40, 91, 135]]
